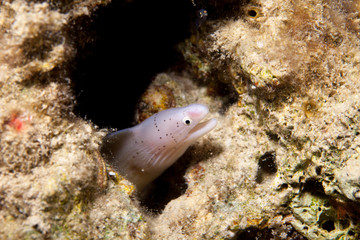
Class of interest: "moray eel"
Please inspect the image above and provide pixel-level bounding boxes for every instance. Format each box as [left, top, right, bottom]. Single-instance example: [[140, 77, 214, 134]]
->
[[102, 104, 217, 191]]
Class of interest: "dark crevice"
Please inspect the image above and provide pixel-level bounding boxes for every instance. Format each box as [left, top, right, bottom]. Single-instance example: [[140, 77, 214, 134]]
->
[[300, 178, 327, 197], [255, 151, 277, 183], [70, 0, 193, 129], [235, 225, 308, 240], [321, 220, 335, 232]]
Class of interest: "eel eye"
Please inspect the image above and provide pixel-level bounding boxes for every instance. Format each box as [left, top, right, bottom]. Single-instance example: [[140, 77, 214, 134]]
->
[[182, 117, 192, 126]]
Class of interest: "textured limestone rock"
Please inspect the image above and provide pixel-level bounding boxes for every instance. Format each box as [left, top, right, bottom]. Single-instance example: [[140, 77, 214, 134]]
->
[[0, 0, 148, 239], [335, 155, 360, 201], [2, 0, 360, 239], [144, 0, 360, 239]]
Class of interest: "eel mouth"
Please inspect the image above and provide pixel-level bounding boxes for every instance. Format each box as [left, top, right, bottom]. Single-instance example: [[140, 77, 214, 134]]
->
[[187, 117, 217, 141]]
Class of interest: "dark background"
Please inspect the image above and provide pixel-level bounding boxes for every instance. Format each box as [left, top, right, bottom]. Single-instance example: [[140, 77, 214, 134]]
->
[[72, 0, 194, 130]]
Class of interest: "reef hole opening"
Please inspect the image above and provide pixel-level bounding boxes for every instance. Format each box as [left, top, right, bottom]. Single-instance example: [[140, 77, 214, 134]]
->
[[321, 220, 335, 232], [255, 151, 277, 184], [71, 0, 193, 130], [247, 9, 257, 17]]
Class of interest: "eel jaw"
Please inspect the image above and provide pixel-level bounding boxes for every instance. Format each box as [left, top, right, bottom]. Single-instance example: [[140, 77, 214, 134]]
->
[[186, 118, 217, 143]]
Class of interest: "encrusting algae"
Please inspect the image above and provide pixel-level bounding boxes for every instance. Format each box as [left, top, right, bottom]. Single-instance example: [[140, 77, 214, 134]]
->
[[2, 0, 360, 239], [0, 0, 148, 239]]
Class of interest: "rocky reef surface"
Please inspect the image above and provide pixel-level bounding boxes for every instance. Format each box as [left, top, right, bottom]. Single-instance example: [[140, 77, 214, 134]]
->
[[1, 0, 360, 239], [0, 0, 147, 239]]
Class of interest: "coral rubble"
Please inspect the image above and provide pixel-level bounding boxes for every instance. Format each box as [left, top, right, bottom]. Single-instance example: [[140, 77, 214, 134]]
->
[[0, 0, 148, 239], [2, 0, 360, 239], [148, 0, 360, 239]]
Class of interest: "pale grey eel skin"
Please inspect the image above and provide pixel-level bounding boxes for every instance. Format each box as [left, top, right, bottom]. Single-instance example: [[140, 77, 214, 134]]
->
[[102, 104, 217, 191]]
